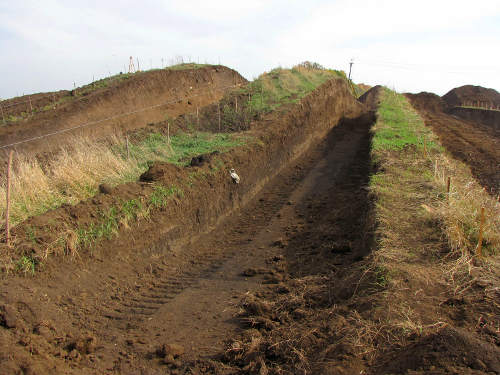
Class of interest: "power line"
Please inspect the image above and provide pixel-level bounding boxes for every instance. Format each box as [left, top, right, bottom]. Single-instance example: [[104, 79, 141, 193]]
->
[[0, 83, 241, 150]]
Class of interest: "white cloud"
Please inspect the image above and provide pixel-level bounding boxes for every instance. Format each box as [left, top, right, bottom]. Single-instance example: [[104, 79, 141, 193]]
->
[[0, 0, 499, 98]]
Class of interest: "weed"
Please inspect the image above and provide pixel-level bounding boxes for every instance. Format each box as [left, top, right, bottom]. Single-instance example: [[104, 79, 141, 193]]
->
[[149, 185, 182, 208], [16, 255, 36, 274]]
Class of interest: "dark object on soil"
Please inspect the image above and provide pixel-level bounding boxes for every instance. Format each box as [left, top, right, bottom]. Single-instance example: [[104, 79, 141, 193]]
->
[[98, 183, 113, 195], [242, 268, 257, 277], [190, 151, 219, 167], [272, 239, 287, 248], [157, 343, 184, 358], [372, 326, 500, 374], [67, 335, 97, 355], [0, 304, 19, 328], [140, 162, 182, 182]]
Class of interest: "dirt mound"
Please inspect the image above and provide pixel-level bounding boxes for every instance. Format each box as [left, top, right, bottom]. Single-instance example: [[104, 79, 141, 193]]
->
[[0, 65, 246, 157], [358, 85, 383, 111], [405, 92, 448, 113], [372, 326, 500, 374], [443, 85, 500, 109]]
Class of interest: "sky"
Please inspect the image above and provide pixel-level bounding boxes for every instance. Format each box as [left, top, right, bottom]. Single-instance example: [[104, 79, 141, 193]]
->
[[1, 0, 499, 99]]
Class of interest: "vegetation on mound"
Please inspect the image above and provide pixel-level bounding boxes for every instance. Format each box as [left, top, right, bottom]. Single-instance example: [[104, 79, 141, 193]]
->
[[224, 88, 499, 372], [0, 62, 346, 274], [0, 132, 245, 228], [178, 62, 348, 133], [244, 63, 345, 113], [1, 63, 212, 124], [350, 87, 499, 361]]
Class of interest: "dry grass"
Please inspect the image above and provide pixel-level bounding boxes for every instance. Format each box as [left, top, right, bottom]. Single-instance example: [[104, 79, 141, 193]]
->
[[0, 136, 142, 227], [0, 131, 245, 230], [342, 87, 500, 361]]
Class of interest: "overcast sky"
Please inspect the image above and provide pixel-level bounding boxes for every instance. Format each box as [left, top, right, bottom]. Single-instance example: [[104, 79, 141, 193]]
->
[[1, 0, 499, 99]]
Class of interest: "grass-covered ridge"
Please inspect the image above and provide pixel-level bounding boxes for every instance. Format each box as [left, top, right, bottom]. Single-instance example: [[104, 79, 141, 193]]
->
[[348, 87, 500, 356], [244, 63, 346, 113]]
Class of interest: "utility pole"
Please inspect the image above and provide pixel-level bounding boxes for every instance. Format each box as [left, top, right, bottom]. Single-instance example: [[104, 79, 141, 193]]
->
[[348, 59, 354, 80]]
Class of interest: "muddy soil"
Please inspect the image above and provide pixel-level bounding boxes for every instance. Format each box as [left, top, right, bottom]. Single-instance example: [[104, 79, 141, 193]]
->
[[0, 109, 375, 373]]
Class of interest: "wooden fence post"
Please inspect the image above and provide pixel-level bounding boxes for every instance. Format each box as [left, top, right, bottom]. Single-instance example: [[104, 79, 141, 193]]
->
[[235, 96, 238, 112], [5, 150, 13, 246], [167, 122, 171, 144], [28, 96, 33, 114], [0, 102, 5, 124], [126, 136, 130, 159], [476, 207, 485, 257], [217, 103, 221, 132], [446, 177, 451, 198]]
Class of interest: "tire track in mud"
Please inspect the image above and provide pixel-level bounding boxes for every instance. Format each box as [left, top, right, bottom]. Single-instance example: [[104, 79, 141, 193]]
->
[[85, 116, 375, 373], [0, 114, 374, 374]]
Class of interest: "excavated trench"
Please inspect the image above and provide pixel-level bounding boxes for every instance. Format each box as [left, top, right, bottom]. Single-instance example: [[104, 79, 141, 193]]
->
[[0, 77, 377, 373], [0, 113, 374, 374]]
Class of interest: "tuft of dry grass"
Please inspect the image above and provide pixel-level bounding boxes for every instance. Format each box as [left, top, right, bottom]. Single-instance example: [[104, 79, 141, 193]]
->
[[0, 136, 141, 227]]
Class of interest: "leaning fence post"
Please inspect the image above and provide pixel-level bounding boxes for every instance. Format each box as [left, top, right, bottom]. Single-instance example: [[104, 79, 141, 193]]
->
[[167, 122, 171, 144], [446, 176, 451, 198], [126, 136, 130, 159], [0, 102, 5, 124], [5, 150, 13, 246], [476, 207, 485, 257]]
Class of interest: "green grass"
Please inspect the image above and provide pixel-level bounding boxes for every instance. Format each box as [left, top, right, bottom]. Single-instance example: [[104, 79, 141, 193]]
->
[[75, 184, 183, 251], [242, 65, 345, 114], [373, 88, 442, 152], [16, 255, 36, 274]]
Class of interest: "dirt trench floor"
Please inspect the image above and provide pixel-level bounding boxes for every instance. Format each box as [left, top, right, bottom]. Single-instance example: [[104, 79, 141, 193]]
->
[[0, 117, 374, 374]]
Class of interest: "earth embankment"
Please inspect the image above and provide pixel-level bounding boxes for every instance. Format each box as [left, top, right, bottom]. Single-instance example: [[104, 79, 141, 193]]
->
[[0, 77, 369, 374], [0, 66, 245, 156], [406, 92, 500, 195]]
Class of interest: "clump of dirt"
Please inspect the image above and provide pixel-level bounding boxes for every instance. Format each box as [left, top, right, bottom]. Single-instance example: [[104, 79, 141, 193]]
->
[[139, 162, 183, 182], [372, 326, 500, 374], [189, 151, 220, 167]]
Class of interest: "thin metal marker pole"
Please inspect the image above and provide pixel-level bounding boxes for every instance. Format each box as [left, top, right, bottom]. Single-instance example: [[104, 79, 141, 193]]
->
[[5, 150, 13, 246]]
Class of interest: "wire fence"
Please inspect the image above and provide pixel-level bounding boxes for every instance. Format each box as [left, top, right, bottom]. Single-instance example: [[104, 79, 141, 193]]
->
[[0, 82, 242, 150]]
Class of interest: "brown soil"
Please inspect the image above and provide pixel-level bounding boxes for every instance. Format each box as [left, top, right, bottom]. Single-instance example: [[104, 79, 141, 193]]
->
[[406, 93, 500, 195], [442, 85, 500, 109], [0, 66, 245, 157], [2, 79, 499, 375], [0, 78, 369, 374], [448, 106, 500, 132], [358, 85, 383, 111]]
